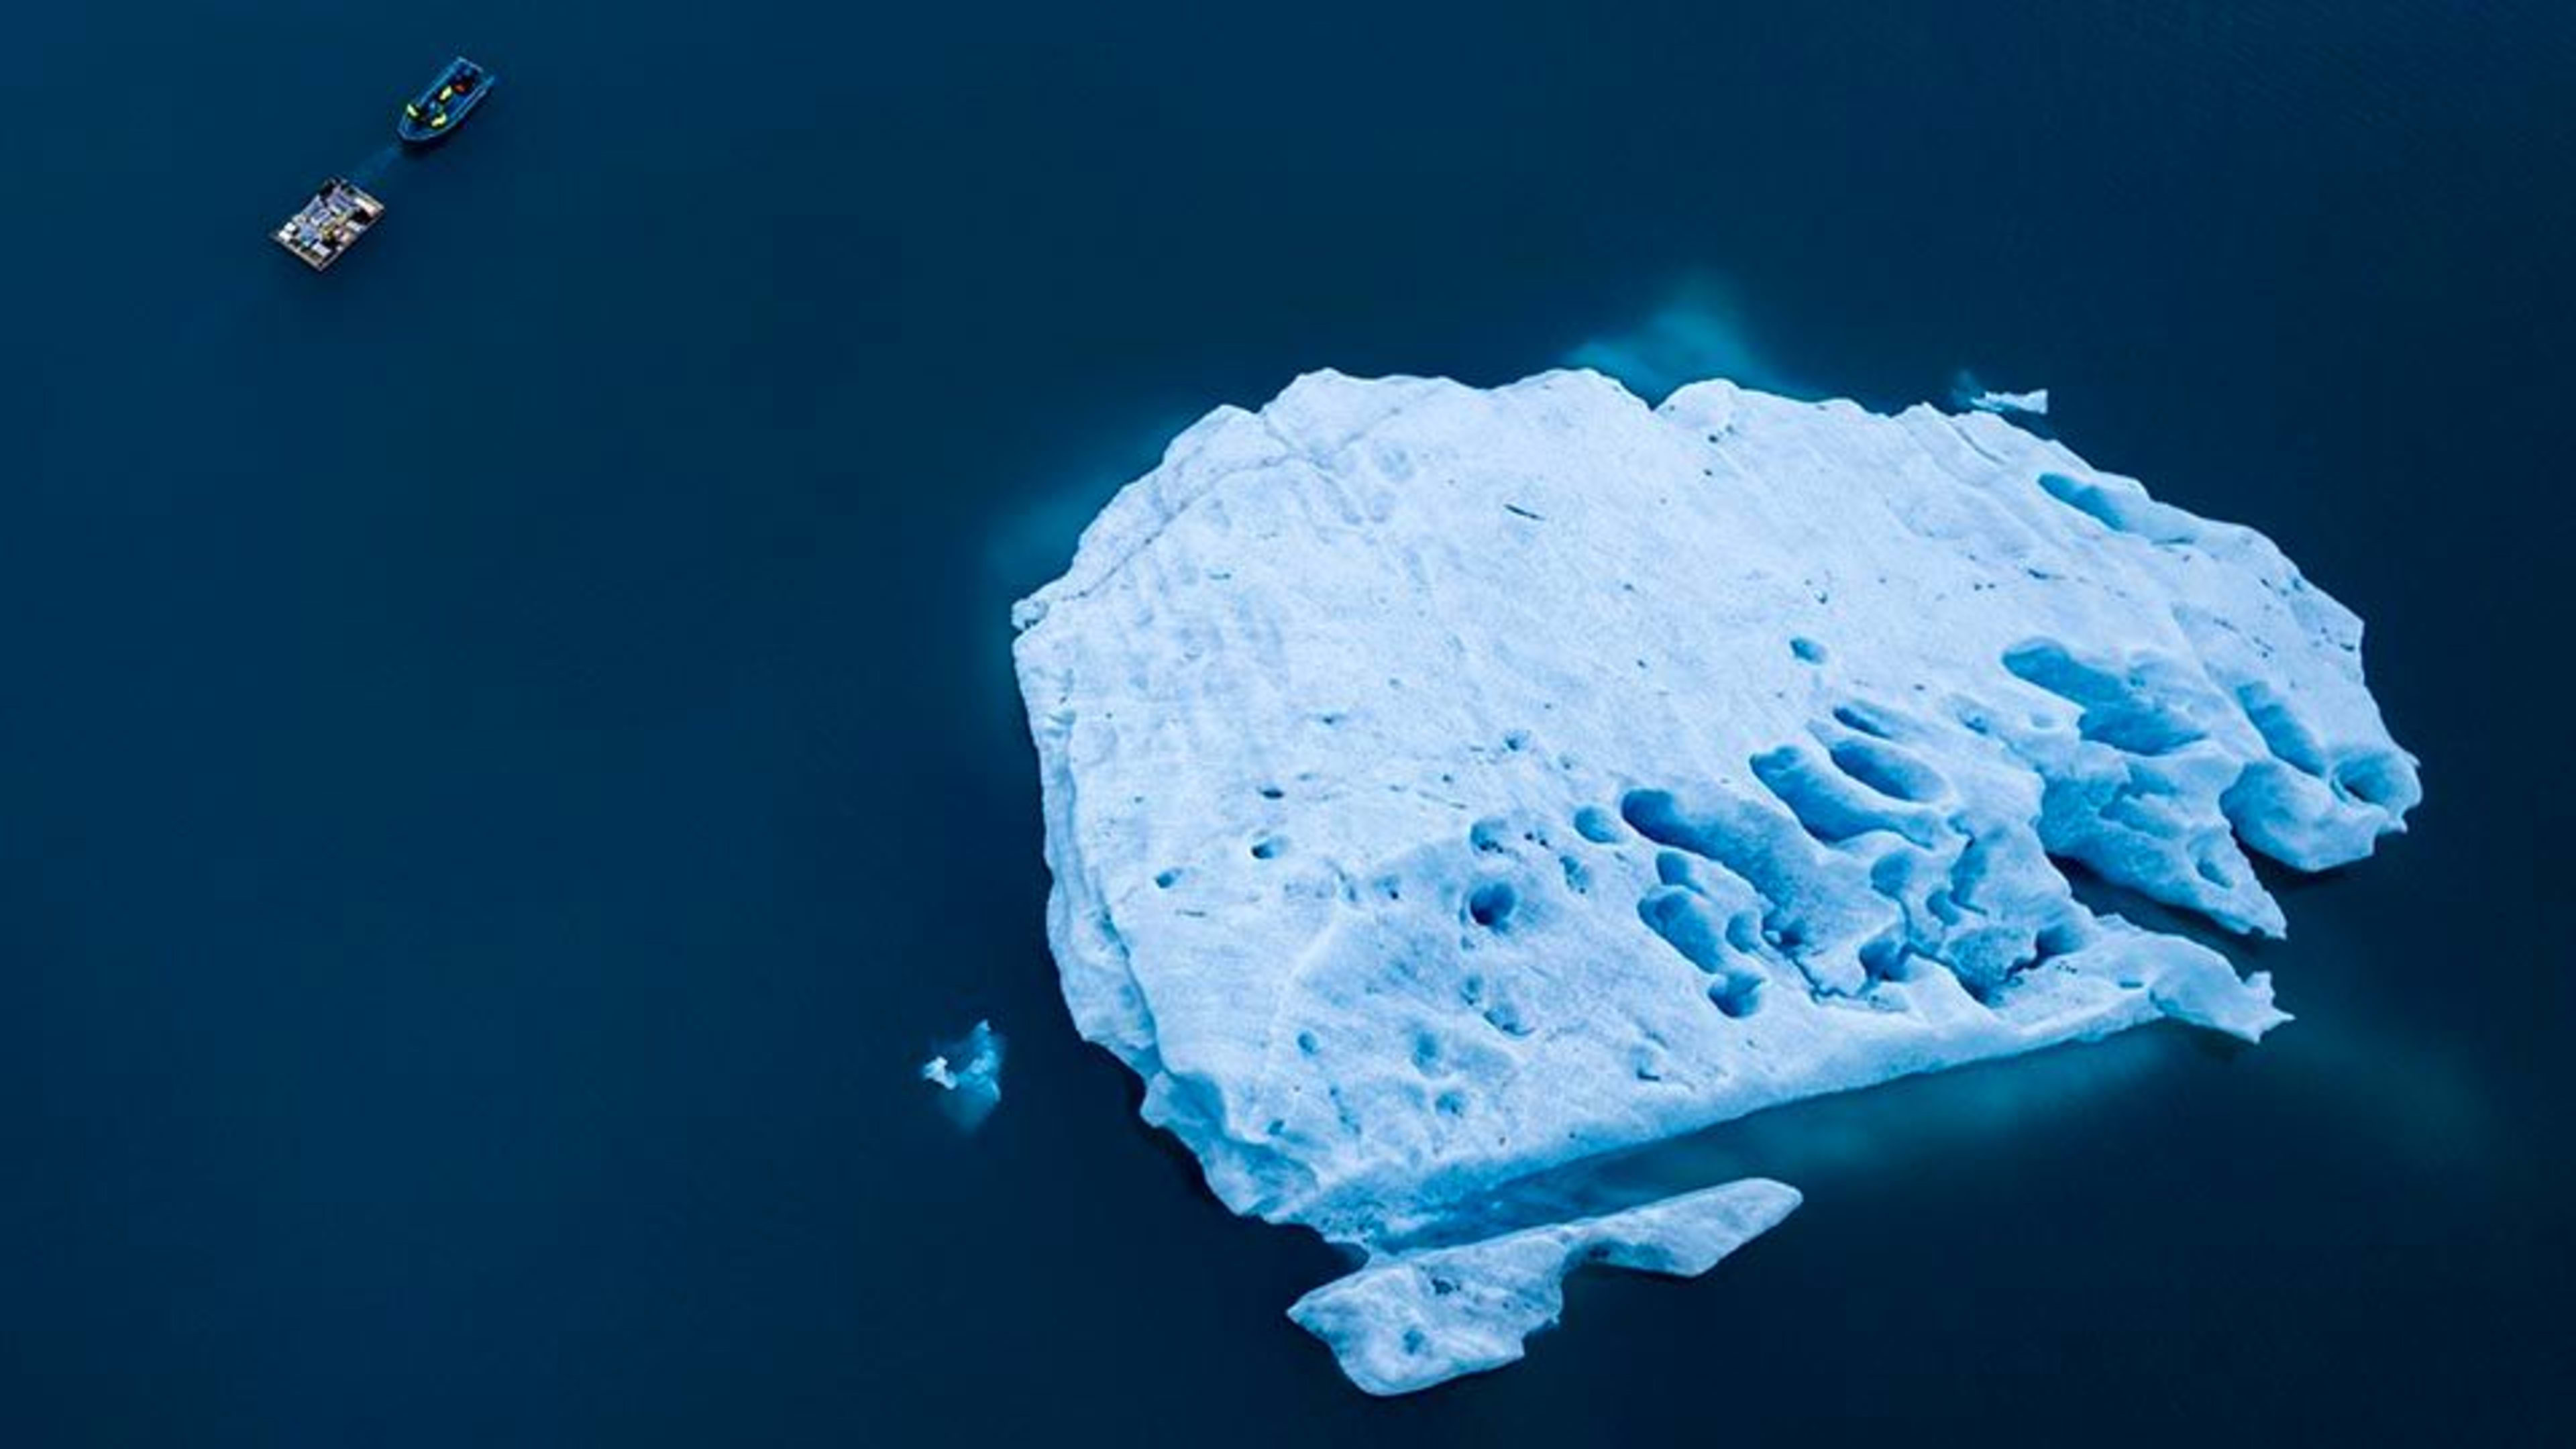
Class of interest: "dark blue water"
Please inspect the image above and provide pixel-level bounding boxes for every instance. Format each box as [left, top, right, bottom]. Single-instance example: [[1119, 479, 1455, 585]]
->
[[6, 3, 2570, 1444]]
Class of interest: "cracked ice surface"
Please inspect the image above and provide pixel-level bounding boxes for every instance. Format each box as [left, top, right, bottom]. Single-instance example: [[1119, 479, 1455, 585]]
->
[[1010, 369, 2417, 1393]]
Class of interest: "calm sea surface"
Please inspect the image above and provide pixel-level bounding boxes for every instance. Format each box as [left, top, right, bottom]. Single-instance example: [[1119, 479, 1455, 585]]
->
[[5, 3, 2571, 1444]]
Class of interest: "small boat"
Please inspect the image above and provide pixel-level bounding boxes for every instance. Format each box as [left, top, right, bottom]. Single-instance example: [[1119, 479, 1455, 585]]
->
[[273, 178, 384, 271], [397, 56, 494, 144]]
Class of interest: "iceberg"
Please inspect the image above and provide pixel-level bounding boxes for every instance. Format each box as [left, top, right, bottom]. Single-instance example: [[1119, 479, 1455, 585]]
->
[[921, 1020, 1006, 1132], [1010, 369, 2416, 1393]]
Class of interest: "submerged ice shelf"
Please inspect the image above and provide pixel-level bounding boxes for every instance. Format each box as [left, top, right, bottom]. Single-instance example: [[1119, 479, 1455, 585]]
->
[[1288, 1179, 1801, 1395], [921, 1020, 1006, 1132], [1011, 369, 2417, 1393]]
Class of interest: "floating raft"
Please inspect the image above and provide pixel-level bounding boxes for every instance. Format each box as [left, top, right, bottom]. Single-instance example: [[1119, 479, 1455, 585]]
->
[[272, 178, 384, 271]]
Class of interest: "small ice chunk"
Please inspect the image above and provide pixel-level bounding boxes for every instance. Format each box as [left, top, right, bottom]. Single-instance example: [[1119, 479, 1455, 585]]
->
[[920, 1019, 1006, 1132], [1953, 371, 2050, 416], [1289, 1180, 1801, 1395], [1970, 386, 2049, 416]]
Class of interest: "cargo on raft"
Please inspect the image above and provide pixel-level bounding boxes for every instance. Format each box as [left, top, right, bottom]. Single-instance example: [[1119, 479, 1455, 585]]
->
[[272, 178, 384, 271]]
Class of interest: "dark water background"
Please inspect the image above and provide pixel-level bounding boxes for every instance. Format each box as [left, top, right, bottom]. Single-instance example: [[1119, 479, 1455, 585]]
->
[[5, 3, 2571, 1444]]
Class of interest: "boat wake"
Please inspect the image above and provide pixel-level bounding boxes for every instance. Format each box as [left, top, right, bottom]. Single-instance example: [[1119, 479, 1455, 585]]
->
[[344, 144, 400, 189]]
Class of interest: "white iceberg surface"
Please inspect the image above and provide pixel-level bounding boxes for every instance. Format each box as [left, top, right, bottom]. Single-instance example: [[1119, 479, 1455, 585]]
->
[[1011, 369, 2416, 1392], [921, 1020, 1006, 1132]]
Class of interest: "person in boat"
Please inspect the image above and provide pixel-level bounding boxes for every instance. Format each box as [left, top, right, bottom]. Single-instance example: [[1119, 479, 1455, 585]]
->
[[404, 62, 480, 133]]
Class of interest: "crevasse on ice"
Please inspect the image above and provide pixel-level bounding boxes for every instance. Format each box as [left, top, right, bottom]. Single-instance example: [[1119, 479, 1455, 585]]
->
[[1011, 370, 2418, 1394]]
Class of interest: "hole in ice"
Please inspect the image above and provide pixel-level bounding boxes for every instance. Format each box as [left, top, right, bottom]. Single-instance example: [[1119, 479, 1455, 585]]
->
[[1468, 881, 1519, 928], [1827, 737, 1944, 802], [2003, 639, 2120, 701], [1618, 788, 1723, 857], [1296, 1030, 1321, 1055], [1870, 851, 1915, 898], [2001, 639, 2204, 755], [1412, 1030, 1443, 1072], [2037, 471, 2118, 525], [1790, 637, 1828, 664], [1752, 745, 1918, 845], [1724, 912, 1762, 953], [1709, 975, 1764, 1018], [1639, 886, 1729, 974], [1469, 817, 1513, 853], [1831, 703, 1895, 739], [2031, 921, 2082, 966], [1573, 805, 1625, 843], [2034, 471, 2189, 541], [1860, 935, 1914, 983], [1258, 784, 1285, 800], [2335, 755, 2402, 807], [1153, 868, 1181, 890], [1250, 836, 1285, 860]]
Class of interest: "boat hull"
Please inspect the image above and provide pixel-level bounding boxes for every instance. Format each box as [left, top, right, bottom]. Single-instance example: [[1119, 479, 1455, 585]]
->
[[397, 58, 494, 145]]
